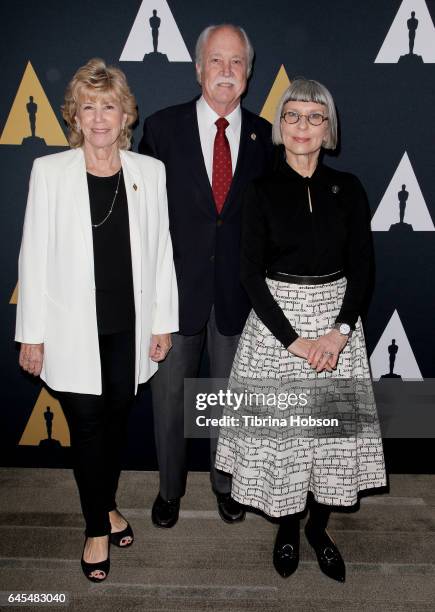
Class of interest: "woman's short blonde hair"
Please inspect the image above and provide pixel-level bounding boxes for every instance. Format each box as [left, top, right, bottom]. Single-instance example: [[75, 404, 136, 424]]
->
[[61, 58, 137, 149], [272, 78, 338, 150]]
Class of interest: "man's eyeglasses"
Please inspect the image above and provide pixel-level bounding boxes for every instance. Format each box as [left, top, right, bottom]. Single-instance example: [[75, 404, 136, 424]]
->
[[281, 111, 328, 126]]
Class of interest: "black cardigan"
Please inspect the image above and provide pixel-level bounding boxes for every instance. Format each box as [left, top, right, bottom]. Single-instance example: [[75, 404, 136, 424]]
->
[[240, 154, 373, 348]]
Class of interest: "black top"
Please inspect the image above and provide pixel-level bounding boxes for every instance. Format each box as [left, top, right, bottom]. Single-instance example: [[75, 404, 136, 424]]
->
[[87, 170, 135, 334], [240, 153, 373, 348]]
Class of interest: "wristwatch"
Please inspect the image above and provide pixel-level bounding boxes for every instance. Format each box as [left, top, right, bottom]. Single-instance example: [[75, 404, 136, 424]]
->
[[333, 322, 353, 337]]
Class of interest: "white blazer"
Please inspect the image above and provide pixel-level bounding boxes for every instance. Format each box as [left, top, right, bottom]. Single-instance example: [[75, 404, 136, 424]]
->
[[15, 147, 179, 394]]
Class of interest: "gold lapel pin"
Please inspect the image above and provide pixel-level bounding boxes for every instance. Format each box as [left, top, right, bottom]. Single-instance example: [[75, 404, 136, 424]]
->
[[133, 184, 138, 191], [251, 133, 256, 141]]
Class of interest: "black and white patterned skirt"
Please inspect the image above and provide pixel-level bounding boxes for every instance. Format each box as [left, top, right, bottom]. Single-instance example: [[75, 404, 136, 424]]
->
[[215, 277, 387, 517]]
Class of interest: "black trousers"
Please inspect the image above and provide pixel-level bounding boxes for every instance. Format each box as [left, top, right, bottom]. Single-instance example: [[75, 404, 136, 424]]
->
[[56, 330, 135, 537], [151, 307, 240, 500]]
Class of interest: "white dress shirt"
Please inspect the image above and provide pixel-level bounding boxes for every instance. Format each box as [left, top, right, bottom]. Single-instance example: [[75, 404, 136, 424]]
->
[[196, 96, 242, 184]]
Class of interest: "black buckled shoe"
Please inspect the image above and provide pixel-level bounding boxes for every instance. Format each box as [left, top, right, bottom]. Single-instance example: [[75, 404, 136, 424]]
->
[[273, 525, 300, 578], [216, 493, 246, 523], [305, 522, 346, 582], [151, 493, 180, 528]]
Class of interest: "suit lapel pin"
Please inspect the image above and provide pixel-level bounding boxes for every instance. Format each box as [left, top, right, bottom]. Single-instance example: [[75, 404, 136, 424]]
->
[[250, 132, 256, 141], [133, 183, 138, 191], [331, 184, 340, 194]]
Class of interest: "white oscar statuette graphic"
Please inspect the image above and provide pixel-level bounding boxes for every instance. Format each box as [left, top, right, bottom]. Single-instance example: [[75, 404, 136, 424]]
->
[[375, 0, 435, 63], [370, 310, 423, 381], [371, 152, 434, 232], [120, 0, 191, 62]]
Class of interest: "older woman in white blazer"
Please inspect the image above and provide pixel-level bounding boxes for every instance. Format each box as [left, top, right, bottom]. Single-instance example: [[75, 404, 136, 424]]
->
[[15, 58, 178, 582]]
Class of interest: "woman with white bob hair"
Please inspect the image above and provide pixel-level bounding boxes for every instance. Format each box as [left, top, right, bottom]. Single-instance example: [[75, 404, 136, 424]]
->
[[215, 78, 386, 581], [15, 58, 178, 582]]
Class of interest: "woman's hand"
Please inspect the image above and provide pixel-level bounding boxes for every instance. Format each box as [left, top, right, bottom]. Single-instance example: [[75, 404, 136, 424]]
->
[[19, 343, 44, 376], [307, 329, 348, 373], [287, 337, 316, 360], [149, 333, 172, 362]]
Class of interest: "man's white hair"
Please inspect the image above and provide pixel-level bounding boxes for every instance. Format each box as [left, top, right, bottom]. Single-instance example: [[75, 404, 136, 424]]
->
[[195, 24, 254, 78]]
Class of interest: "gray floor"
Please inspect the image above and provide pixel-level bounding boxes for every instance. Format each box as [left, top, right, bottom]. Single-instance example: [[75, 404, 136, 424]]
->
[[0, 469, 434, 611]]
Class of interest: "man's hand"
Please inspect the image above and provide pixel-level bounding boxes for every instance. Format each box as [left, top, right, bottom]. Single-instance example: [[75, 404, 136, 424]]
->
[[19, 343, 44, 376], [149, 333, 172, 362]]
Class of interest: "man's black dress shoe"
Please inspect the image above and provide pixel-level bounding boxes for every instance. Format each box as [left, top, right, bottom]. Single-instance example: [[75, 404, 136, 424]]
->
[[151, 493, 180, 528], [273, 525, 299, 578], [216, 493, 246, 523], [305, 521, 346, 582]]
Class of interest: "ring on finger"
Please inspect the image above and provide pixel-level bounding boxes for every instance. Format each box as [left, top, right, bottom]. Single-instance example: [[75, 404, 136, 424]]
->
[[323, 351, 335, 357]]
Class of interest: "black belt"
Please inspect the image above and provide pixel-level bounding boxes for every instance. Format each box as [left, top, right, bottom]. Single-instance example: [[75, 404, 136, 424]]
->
[[266, 270, 344, 285]]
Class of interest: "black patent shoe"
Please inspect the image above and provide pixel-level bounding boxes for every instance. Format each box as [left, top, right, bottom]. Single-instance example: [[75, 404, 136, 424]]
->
[[273, 525, 300, 578], [305, 522, 346, 582], [216, 493, 246, 523], [81, 538, 110, 582], [110, 522, 134, 547], [151, 493, 180, 528]]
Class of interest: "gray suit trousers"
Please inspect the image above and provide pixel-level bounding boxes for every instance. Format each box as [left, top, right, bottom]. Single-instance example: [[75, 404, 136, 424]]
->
[[150, 307, 240, 500]]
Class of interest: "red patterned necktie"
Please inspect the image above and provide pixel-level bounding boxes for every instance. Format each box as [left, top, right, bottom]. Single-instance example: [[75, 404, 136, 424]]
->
[[212, 117, 232, 214]]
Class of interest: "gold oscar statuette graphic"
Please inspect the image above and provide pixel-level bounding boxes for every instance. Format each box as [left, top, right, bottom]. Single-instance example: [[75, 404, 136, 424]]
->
[[0, 61, 68, 146], [19, 387, 70, 447], [260, 65, 291, 124]]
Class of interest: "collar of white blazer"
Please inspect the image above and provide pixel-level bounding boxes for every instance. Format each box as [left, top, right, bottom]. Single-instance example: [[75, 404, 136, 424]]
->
[[69, 146, 141, 184]]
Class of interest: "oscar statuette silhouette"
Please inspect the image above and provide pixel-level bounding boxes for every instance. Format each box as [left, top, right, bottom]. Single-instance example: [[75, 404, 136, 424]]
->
[[21, 95, 47, 147], [39, 406, 62, 449], [389, 184, 414, 233], [398, 11, 423, 64], [143, 9, 169, 65]]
